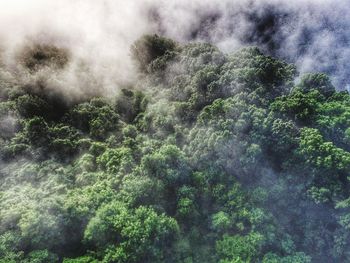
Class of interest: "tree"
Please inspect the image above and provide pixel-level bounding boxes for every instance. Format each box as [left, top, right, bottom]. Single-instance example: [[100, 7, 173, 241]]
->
[[141, 144, 190, 187], [19, 43, 69, 72], [97, 147, 134, 175], [66, 98, 120, 140], [84, 201, 179, 262], [262, 252, 311, 263], [270, 89, 324, 122], [297, 73, 335, 97], [15, 94, 51, 119], [298, 128, 350, 172], [131, 34, 178, 72], [216, 232, 264, 262], [23, 116, 50, 146]]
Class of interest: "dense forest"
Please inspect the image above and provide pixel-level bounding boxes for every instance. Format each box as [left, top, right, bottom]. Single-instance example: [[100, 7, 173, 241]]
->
[[0, 34, 350, 262]]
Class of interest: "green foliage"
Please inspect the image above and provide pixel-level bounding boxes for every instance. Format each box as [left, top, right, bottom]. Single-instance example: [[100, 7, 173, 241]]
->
[[24, 116, 50, 146], [66, 98, 120, 139], [271, 89, 324, 122], [219, 47, 296, 99], [216, 232, 264, 262], [19, 43, 69, 72], [141, 144, 190, 187], [131, 34, 178, 72], [22, 250, 59, 263], [297, 73, 335, 97], [15, 94, 52, 119], [1, 35, 350, 263], [115, 89, 147, 123], [262, 252, 311, 263], [211, 211, 231, 232], [63, 256, 98, 263], [97, 147, 134, 174], [84, 201, 179, 262], [299, 128, 350, 171], [49, 124, 81, 157]]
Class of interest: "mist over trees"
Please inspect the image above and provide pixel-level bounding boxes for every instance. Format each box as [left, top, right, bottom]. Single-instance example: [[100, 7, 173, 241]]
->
[[0, 34, 349, 262]]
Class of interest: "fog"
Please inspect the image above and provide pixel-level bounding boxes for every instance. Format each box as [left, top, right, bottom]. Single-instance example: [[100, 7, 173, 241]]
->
[[0, 0, 349, 95]]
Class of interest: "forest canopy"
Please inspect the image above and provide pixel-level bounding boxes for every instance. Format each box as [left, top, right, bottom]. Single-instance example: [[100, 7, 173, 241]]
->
[[0, 34, 349, 263]]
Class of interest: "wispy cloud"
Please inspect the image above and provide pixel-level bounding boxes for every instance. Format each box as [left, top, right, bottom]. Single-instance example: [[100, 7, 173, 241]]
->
[[0, 0, 349, 93]]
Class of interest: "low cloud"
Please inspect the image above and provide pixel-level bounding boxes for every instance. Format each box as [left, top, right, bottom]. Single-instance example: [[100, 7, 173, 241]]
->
[[0, 0, 349, 97]]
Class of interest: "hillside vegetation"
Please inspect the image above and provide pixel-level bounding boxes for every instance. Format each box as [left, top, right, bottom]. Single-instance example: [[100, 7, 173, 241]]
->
[[0, 35, 350, 262]]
